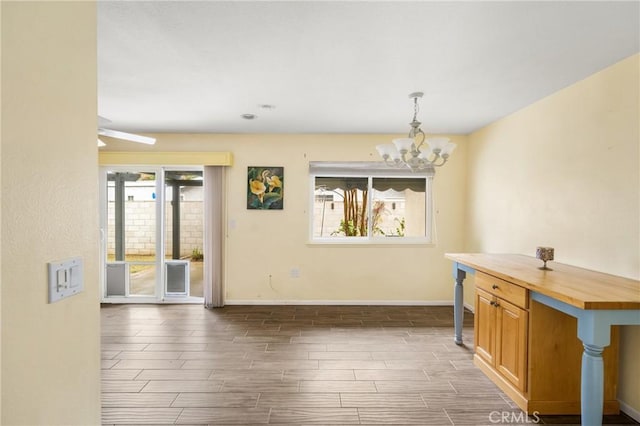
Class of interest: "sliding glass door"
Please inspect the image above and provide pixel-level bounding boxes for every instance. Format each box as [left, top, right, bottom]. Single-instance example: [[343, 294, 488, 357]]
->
[[163, 170, 203, 298], [100, 167, 203, 303]]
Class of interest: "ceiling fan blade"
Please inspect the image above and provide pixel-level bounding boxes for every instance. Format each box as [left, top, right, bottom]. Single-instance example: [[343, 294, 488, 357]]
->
[[98, 128, 156, 145]]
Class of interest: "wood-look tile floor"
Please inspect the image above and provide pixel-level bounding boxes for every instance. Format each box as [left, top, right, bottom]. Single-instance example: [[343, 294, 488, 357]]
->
[[101, 304, 637, 425]]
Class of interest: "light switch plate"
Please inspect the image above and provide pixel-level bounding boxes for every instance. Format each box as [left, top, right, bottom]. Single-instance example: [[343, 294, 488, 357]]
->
[[48, 257, 83, 303]]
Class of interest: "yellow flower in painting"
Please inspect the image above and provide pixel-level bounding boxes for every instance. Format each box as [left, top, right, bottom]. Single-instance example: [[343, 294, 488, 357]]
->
[[249, 179, 266, 203], [266, 175, 282, 192]]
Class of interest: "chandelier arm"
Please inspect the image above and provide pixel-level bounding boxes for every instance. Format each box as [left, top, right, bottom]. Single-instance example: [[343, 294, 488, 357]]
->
[[431, 156, 448, 167], [400, 151, 409, 164], [414, 129, 427, 150]]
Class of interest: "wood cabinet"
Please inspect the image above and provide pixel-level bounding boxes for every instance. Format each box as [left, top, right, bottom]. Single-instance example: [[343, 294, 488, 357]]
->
[[495, 296, 528, 391], [474, 288, 497, 365], [475, 274, 528, 393], [473, 271, 619, 415]]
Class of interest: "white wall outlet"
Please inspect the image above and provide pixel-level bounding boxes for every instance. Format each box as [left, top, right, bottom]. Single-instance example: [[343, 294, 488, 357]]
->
[[290, 268, 300, 278], [48, 257, 83, 303]]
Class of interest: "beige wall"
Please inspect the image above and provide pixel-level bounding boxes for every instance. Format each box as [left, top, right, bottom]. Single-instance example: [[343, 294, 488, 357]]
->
[[466, 54, 640, 414], [103, 133, 468, 303], [1, 2, 101, 424]]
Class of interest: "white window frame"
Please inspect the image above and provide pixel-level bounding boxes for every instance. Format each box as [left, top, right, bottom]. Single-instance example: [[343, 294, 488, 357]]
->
[[309, 161, 434, 245]]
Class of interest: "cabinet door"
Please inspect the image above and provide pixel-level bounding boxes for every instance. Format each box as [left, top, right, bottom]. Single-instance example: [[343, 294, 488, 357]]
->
[[495, 298, 528, 392], [474, 288, 496, 365]]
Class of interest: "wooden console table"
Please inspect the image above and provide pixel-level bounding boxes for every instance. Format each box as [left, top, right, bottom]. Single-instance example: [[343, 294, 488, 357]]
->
[[446, 253, 640, 426]]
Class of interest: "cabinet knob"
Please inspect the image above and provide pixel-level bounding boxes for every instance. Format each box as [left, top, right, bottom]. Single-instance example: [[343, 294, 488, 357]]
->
[[490, 301, 496, 306], [492, 284, 499, 290]]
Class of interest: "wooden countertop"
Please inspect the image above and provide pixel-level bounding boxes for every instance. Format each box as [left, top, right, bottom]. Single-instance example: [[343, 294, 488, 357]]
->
[[446, 253, 640, 310]]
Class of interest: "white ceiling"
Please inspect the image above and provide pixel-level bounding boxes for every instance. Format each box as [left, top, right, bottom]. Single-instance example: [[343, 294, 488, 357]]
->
[[98, 1, 639, 136]]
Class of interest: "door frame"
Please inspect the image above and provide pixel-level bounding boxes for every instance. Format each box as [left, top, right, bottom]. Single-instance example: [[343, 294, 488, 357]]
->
[[99, 165, 204, 303]]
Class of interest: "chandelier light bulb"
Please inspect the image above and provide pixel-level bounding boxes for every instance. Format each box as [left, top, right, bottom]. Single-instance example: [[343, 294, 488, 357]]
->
[[426, 137, 450, 153], [392, 138, 415, 155], [440, 142, 457, 158]]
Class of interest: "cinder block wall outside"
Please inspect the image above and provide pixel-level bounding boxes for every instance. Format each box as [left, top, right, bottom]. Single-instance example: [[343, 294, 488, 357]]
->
[[106, 201, 203, 258]]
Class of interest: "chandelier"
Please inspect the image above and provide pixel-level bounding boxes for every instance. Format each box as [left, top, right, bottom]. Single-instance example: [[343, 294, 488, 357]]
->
[[376, 92, 456, 171]]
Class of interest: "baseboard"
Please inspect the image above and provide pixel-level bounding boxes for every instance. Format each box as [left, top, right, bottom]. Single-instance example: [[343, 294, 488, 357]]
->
[[101, 297, 203, 304], [464, 302, 475, 313], [619, 400, 640, 423], [224, 299, 455, 306]]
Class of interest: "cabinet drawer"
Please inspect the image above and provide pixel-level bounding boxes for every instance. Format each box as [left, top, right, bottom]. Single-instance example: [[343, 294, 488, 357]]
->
[[476, 271, 528, 309]]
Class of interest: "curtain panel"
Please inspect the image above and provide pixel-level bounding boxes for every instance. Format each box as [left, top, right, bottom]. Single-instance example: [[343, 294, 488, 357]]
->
[[203, 166, 226, 308]]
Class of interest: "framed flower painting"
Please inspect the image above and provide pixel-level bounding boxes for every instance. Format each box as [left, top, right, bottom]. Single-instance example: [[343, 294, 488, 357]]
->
[[247, 166, 284, 210]]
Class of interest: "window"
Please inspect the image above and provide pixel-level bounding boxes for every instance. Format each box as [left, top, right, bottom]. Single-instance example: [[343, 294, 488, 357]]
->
[[310, 162, 433, 243]]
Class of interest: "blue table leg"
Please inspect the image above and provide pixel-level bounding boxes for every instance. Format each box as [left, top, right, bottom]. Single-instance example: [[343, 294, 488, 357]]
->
[[581, 343, 605, 426], [577, 311, 614, 426], [453, 266, 467, 345], [577, 308, 640, 426]]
